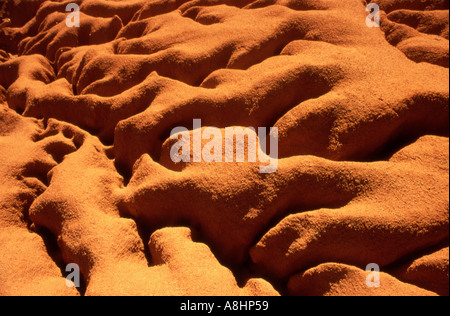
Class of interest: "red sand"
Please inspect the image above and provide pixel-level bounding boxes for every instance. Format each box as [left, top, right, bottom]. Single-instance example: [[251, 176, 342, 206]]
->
[[0, 0, 448, 296]]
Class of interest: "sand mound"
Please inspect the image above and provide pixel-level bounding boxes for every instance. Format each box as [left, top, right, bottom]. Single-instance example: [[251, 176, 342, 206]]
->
[[287, 263, 438, 296], [0, 0, 448, 296], [372, 0, 449, 67]]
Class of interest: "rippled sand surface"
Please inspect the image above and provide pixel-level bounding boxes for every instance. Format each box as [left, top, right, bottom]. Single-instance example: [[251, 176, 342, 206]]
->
[[0, 0, 448, 296]]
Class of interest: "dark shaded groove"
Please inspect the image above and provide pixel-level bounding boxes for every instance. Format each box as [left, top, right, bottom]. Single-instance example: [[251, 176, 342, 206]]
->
[[243, 255, 290, 295], [115, 160, 132, 186], [21, 163, 51, 187], [18, 172, 87, 295], [135, 220, 153, 267], [117, 203, 262, 293], [13, 106, 24, 116], [384, 238, 450, 273], [250, 201, 355, 260], [365, 133, 423, 162], [33, 225, 87, 296], [244, 199, 356, 294], [363, 128, 449, 163]]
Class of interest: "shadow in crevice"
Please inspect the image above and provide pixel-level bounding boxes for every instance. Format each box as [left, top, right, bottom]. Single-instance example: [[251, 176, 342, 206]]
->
[[384, 238, 450, 273], [363, 128, 449, 163], [33, 225, 87, 296]]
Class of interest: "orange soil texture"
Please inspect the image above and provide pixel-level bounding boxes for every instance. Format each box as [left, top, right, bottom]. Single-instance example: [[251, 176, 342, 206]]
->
[[0, 0, 448, 296]]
